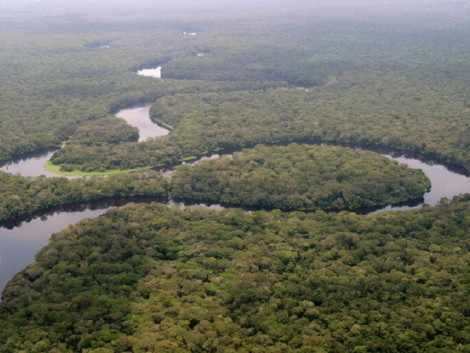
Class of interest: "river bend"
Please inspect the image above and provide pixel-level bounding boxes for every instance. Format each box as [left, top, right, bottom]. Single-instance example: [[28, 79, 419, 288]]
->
[[1, 103, 470, 296]]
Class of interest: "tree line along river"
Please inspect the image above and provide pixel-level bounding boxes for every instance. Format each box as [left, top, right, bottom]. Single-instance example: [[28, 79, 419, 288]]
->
[[1, 66, 470, 296]]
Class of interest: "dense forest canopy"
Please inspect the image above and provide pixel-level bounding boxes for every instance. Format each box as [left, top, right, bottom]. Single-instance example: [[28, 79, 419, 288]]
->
[[0, 143, 432, 226], [171, 144, 431, 211], [1, 0, 470, 171], [0, 170, 167, 224], [1, 197, 470, 352], [1, 1, 470, 352]]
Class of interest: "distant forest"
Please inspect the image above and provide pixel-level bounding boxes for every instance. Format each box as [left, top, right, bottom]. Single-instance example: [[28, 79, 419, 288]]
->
[[0, 1, 469, 174], [1, 0, 470, 352]]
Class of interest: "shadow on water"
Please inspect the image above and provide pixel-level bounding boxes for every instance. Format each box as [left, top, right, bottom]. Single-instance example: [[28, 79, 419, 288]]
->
[[169, 195, 426, 216], [0, 150, 58, 178], [115, 104, 169, 141], [0, 196, 166, 230], [0, 104, 170, 177], [0, 196, 167, 296], [2, 103, 470, 296]]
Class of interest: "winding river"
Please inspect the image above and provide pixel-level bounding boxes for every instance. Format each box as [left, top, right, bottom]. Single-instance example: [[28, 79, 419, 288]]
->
[[2, 102, 470, 296], [116, 104, 169, 141], [374, 155, 470, 212], [0, 105, 169, 177]]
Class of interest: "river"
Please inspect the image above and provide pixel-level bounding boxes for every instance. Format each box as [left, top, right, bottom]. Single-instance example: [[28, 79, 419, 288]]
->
[[375, 155, 470, 212], [137, 66, 162, 79], [115, 104, 169, 141], [0, 205, 110, 295], [0, 104, 169, 176], [0, 103, 170, 296], [2, 103, 470, 296], [0, 151, 57, 178]]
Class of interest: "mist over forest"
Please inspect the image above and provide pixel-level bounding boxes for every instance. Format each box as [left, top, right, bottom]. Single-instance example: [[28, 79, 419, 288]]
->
[[2, 0, 470, 21], [1, 0, 470, 352]]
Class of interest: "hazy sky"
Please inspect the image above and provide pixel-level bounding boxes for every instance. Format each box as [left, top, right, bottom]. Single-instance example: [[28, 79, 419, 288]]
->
[[1, 0, 469, 26], [2, 0, 468, 12]]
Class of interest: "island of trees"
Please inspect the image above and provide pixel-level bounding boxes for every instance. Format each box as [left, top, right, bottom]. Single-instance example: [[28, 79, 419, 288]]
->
[[171, 144, 430, 211], [0, 143, 431, 225]]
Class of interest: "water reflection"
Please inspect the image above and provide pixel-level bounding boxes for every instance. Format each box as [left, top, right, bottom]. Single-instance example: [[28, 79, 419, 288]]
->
[[115, 104, 169, 141], [137, 66, 162, 78], [0, 197, 164, 296], [0, 104, 170, 177], [0, 151, 57, 177], [2, 152, 470, 296], [378, 155, 470, 212], [0, 207, 109, 295]]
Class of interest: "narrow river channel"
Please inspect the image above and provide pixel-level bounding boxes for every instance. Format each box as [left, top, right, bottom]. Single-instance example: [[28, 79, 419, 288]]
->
[[2, 102, 470, 297]]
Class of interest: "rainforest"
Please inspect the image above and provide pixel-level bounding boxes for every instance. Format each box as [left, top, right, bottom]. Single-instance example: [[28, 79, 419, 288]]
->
[[0, 0, 469, 352]]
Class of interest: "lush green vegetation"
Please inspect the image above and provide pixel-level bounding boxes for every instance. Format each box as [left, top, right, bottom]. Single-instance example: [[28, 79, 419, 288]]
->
[[0, 20, 283, 170], [1, 196, 470, 352], [0, 6, 286, 166], [49, 75, 470, 173], [0, 143, 431, 225], [65, 117, 140, 147], [1, 1, 469, 174], [171, 144, 430, 211], [42, 162, 153, 177], [0, 142, 432, 226], [152, 82, 470, 172], [0, 171, 167, 224], [1, 1, 470, 352]]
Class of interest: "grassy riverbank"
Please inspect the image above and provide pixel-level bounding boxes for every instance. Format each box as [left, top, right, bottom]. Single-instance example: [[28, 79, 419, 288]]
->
[[43, 161, 153, 177]]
